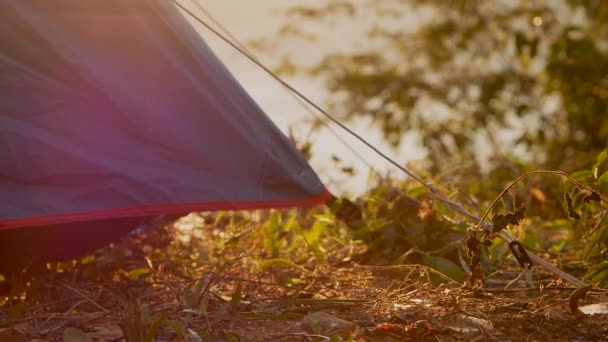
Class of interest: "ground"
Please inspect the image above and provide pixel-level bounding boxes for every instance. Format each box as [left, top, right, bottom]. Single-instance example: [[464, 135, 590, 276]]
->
[[1, 214, 607, 342]]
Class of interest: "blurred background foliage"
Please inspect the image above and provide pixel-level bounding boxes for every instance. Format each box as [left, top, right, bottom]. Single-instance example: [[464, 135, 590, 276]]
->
[[272, 0, 608, 181], [264, 0, 608, 282]]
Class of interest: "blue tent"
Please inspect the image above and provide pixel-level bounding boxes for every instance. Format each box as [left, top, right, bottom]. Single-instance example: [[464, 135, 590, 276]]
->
[[0, 0, 331, 269]]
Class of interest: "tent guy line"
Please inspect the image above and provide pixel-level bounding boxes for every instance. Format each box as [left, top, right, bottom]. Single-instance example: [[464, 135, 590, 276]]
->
[[169, 1, 507, 226], [189, 0, 379, 175], [172, 0, 485, 224], [171, 0, 429, 190], [171, 1, 588, 287]]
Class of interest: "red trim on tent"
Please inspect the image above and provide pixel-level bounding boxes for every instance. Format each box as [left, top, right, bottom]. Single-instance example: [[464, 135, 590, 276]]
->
[[0, 189, 333, 231]]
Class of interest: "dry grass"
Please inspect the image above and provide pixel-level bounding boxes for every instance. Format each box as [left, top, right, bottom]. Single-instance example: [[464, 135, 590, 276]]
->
[[1, 214, 607, 342]]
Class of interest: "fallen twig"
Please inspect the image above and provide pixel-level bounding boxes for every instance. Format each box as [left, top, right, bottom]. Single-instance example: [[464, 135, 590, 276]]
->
[[569, 285, 592, 316], [58, 281, 110, 313], [264, 332, 331, 341]]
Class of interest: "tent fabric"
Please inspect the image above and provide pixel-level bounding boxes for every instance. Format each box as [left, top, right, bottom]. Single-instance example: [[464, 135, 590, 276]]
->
[[0, 0, 330, 236], [0, 0, 332, 270]]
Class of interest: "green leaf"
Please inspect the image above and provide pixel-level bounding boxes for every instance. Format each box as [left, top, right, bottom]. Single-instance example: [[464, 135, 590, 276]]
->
[[126, 268, 150, 280], [597, 148, 608, 165], [583, 261, 608, 286], [570, 170, 593, 181], [63, 328, 92, 342], [584, 221, 608, 259], [303, 219, 329, 260], [258, 258, 308, 274], [304, 219, 327, 244], [224, 331, 241, 342], [283, 214, 297, 231], [421, 253, 465, 283], [234, 218, 252, 230], [212, 212, 225, 227], [596, 170, 608, 185], [263, 212, 281, 258]]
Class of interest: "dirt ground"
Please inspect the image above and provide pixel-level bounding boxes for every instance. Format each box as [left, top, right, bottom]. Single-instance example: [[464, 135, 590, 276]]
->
[[1, 224, 607, 341]]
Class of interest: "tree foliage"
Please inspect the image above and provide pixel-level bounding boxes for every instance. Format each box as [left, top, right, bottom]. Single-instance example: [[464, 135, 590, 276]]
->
[[276, 0, 608, 173]]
